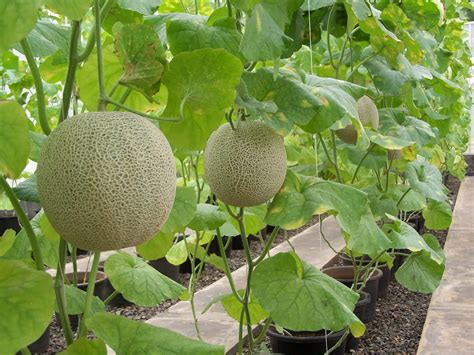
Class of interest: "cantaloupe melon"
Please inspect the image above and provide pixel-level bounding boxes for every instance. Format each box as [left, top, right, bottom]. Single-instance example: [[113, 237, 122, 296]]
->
[[36, 112, 176, 251], [336, 95, 379, 145], [204, 121, 287, 207]]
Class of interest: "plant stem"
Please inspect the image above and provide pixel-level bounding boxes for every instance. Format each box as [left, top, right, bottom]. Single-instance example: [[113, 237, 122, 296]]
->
[[94, 0, 107, 111], [324, 329, 349, 355], [254, 226, 280, 265], [253, 317, 272, 345], [351, 144, 374, 184], [20, 38, 51, 135], [330, 131, 342, 182], [113, 87, 132, 111], [59, 21, 81, 122], [384, 156, 394, 192], [103, 289, 119, 305], [77, 0, 115, 62], [0, 176, 44, 270], [346, 47, 384, 80], [72, 246, 78, 287], [78, 250, 101, 337], [335, 33, 349, 79], [317, 133, 336, 168], [54, 239, 74, 345], [396, 187, 412, 207], [104, 96, 181, 122], [326, 4, 337, 70], [20, 348, 31, 355], [226, 0, 232, 17]]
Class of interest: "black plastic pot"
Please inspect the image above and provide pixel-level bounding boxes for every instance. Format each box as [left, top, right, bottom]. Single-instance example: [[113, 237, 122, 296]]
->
[[0, 202, 41, 235], [322, 266, 382, 322], [339, 254, 391, 298], [345, 292, 370, 352], [57, 271, 110, 330], [206, 236, 231, 257], [231, 235, 245, 250], [148, 257, 180, 282], [267, 327, 347, 355]]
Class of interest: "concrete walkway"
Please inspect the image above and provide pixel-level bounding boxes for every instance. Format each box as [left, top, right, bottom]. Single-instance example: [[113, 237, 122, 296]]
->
[[145, 217, 344, 354], [417, 176, 474, 354]]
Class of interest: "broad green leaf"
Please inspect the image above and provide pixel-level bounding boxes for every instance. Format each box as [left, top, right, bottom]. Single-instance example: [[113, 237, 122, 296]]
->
[[15, 20, 70, 58], [33, 211, 60, 268], [422, 200, 452, 230], [252, 252, 365, 336], [0, 227, 31, 260], [395, 250, 444, 293], [166, 238, 188, 265], [29, 131, 47, 162], [136, 232, 175, 260], [13, 175, 40, 203], [402, 0, 443, 29], [0, 260, 55, 354], [44, 0, 92, 20], [105, 252, 185, 306], [0, 101, 31, 179], [221, 290, 269, 325], [363, 55, 408, 96], [56, 285, 105, 315], [390, 184, 426, 212], [188, 204, 227, 231], [344, 0, 370, 20], [145, 13, 206, 44], [406, 160, 448, 202], [117, 0, 161, 15], [301, 0, 335, 11], [77, 44, 160, 112], [386, 215, 443, 264], [113, 23, 166, 98], [0, 229, 16, 256], [241, 69, 321, 132], [160, 48, 243, 150], [0, 0, 41, 53], [366, 130, 414, 150], [87, 312, 225, 354], [301, 75, 366, 133], [60, 338, 107, 355], [347, 211, 393, 256], [160, 186, 197, 234], [235, 205, 267, 236], [240, 0, 295, 61], [167, 15, 243, 61]]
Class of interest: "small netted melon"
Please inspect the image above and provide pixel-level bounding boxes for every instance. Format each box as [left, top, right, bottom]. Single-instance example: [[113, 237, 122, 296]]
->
[[36, 112, 176, 251], [336, 95, 379, 145], [204, 121, 287, 207]]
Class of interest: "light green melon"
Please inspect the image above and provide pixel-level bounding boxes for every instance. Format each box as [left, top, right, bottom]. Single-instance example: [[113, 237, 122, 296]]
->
[[36, 112, 176, 251], [336, 95, 379, 145], [204, 121, 287, 207]]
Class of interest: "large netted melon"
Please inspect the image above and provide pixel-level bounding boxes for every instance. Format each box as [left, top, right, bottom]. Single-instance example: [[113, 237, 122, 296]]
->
[[336, 95, 379, 145], [36, 112, 176, 251], [204, 121, 287, 207]]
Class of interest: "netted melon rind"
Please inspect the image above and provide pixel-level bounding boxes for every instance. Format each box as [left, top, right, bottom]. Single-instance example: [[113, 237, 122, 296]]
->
[[36, 112, 176, 251], [357, 95, 379, 129], [204, 121, 287, 207]]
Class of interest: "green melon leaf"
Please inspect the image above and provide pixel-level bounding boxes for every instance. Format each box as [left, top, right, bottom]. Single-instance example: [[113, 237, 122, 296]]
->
[[87, 312, 225, 354], [0, 229, 16, 256], [221, 290, 269, 325], [160, 48, 243, 150], [32, 211, 59, 269], [117, 0, 161, 15], [105, 252, 185, 307], [29, 131, 47, 162], [406, 160, 448, 202], [301, 0, 335, 11], [44, 0, 92, 20], [386, 215, 443, 264], [60, 338, 107, 355], [0, 0, 41, 53], [0, 101, 31, 179], [55, 285, 105, 315], [422, 200, 452, 230], [251, 252, 365, 336], [136, 232, 175, 260], [188, 204, 227, 231], [390, 185, 426, 212], [227, 204, 267, 235], [161, 186, 197, 235], [363, 55, 408, 96], [395, 250, 444, 293], [366, 130, 414, 150], [0, 260, 55, 354], [166, 15, 243, 61], [12, 175, 40, 203], [113, 23, 166, 98], [402, 0, 443, 29]]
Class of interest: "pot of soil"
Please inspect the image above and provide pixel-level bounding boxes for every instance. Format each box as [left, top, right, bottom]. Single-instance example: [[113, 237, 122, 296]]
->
[[0, 210, 21, 235], [56, 271, 110, 330], [345, 291, 370, 352], [322, 265, 382, 322], [267, 327, 347, 355], [147, 257, 180, 282], [206, 236, 231, 257], [339, 253, 391, 298], [231, 235, 245, 250], [98, 261, 133, 307]]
